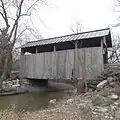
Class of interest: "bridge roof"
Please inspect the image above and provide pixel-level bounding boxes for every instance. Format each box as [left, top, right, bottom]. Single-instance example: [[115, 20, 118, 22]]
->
[[21, 28, 112, 48]]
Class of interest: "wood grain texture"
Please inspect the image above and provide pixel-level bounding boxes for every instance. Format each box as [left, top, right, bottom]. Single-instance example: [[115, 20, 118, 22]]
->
[[20, 47, 104, 79]]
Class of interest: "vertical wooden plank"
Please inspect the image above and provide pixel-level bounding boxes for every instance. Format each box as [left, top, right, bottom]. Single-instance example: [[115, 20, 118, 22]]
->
[[26, 55, 30, 78], [43, 52, 46, 79], [20, 55, 25, 78], [59, 50, 65, 79], [20, 55, 23, 77], [45, 52, 48, 79], [35, 53, 40, 78], [63, 50, 67, 78], [74, 41, 79, 78], [38, 53, 44, 79], [22, 55, 26, 77], [85, 48, 92, 79], [56, 51, 60, 79], [101, 38, 103, 49], [31, 54, 34, 78], [65, 50, 70, 79], [44, 52, 52, 79], [26, 54, 36, 79], [41, 53, 45, 79], [43, 52, 52, 79], [33, 54, 36, 78], [25, 55, 29, 78], [36, 47, 38, 54], [29, 55, 34, 78], [73, 41, 78, 78], [91, 47, 104, 78], [99, 47, 104, 73], [52, 51, 57, 79], [77, 49, 81, 79], [82, 48, 86, 79], [65, 49, 74, 79], [20, 55, 22, 77], [55, 51, 59, 79], [77, 48, 84, 79], [25, 55, 28, 78], [56, 50, 65, 79], [78, 48, 86, 79], [49, 52, 53, 79]]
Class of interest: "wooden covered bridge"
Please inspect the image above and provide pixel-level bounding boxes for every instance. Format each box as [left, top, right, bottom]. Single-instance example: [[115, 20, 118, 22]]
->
[[20, 28, 112, 81]]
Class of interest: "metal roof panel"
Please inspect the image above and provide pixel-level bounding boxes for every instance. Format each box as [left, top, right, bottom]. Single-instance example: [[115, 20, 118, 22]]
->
[[21, 28, 111, 48]]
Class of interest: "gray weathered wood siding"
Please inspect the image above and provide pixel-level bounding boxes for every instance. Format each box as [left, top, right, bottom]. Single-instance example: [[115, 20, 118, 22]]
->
[[20, 47, 104, 79]]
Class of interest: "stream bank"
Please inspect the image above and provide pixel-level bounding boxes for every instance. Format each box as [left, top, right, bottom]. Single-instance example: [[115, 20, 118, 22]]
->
[[0, 77, 76, 96], [1, 69, 120, 119]]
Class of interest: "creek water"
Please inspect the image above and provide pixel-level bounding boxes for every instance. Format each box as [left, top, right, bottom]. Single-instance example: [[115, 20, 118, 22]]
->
[[0, 92, 66, 112]]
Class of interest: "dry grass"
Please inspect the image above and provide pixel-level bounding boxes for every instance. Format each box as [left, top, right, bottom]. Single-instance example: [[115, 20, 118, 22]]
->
[[0, 106, 24, 120], [0, 90, 119, 120]]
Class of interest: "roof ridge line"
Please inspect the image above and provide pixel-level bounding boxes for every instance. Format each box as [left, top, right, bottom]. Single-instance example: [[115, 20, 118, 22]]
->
[[27, 28, 110, 43]]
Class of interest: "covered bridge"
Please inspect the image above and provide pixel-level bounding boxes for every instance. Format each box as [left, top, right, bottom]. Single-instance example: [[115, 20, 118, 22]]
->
[[20, 28, 112, 80]]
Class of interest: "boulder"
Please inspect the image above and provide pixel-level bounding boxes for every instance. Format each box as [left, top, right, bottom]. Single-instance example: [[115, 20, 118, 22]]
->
[[108, 94, 119, 101], [67, 99, 74, 104], [1, 79, 21, 92], [107, 77, 113, 83], [95, 107, 108, 113], [97, 80, 108, 90], [76, 80, 86, 93], [49, 99, 56, 104]]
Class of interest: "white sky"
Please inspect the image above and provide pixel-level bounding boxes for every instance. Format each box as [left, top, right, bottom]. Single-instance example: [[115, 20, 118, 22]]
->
[[29, 0, 119, 39]]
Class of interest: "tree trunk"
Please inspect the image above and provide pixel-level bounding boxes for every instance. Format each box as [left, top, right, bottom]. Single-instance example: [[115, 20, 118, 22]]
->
[[0, 51, 12, 88]]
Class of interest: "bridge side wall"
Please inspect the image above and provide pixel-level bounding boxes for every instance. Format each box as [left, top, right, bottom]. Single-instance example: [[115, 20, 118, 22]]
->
[[20, 47, 104, 80]]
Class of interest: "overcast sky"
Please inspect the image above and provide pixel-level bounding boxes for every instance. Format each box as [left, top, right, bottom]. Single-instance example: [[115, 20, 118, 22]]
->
[[29, 0, 119, 39]]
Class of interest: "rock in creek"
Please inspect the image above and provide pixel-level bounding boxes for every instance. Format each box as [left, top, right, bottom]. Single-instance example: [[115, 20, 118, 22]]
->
[[97, 80, 108, 90], [49, 99, 56, 104]]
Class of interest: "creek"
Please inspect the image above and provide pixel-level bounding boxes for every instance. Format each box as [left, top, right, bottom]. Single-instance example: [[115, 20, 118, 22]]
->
[[0, 91, 66, 112]]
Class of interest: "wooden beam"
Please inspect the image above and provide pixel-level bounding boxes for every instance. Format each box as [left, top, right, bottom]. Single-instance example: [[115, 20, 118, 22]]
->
[[101, 36, 107, 52], [82, 47, 86, 79], [21, 48, 25, 55], [103, 36, 108, 64], [103, 36, 107, 47], [53, 44, 56, 79], [101, 38, 103, 49], [54, 44, 56, 52], [36, 47, 38, 54], [73, 41, 78, 79]]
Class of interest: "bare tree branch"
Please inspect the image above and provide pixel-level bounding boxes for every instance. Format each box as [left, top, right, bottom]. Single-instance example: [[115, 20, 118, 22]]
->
[[70, 22, 83, 33], [25, 0, 39, 15], [8, 0, 24, 43], [16, 27, 33, 39], [0, 0, 46, 85], [0, 0, 10, 29]]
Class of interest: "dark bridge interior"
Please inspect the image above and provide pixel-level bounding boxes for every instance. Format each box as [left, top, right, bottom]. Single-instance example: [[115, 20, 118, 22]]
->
[[27, 78, 48, 87]]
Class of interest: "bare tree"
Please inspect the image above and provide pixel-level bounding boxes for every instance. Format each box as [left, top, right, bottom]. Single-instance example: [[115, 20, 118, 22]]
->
[[108, 34, 120, 63], [0, 0, 45, 86], [108, 0, 120, 63], [70, 22, 88, 92], [70, 22, 83, 33]]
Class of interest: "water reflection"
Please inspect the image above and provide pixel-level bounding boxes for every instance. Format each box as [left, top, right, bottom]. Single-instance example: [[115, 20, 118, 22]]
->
[[0, 92, 65, 112]]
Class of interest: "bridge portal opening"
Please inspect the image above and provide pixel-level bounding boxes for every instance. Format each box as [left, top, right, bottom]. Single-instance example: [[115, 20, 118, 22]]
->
[[27, 78, 48, 87]]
